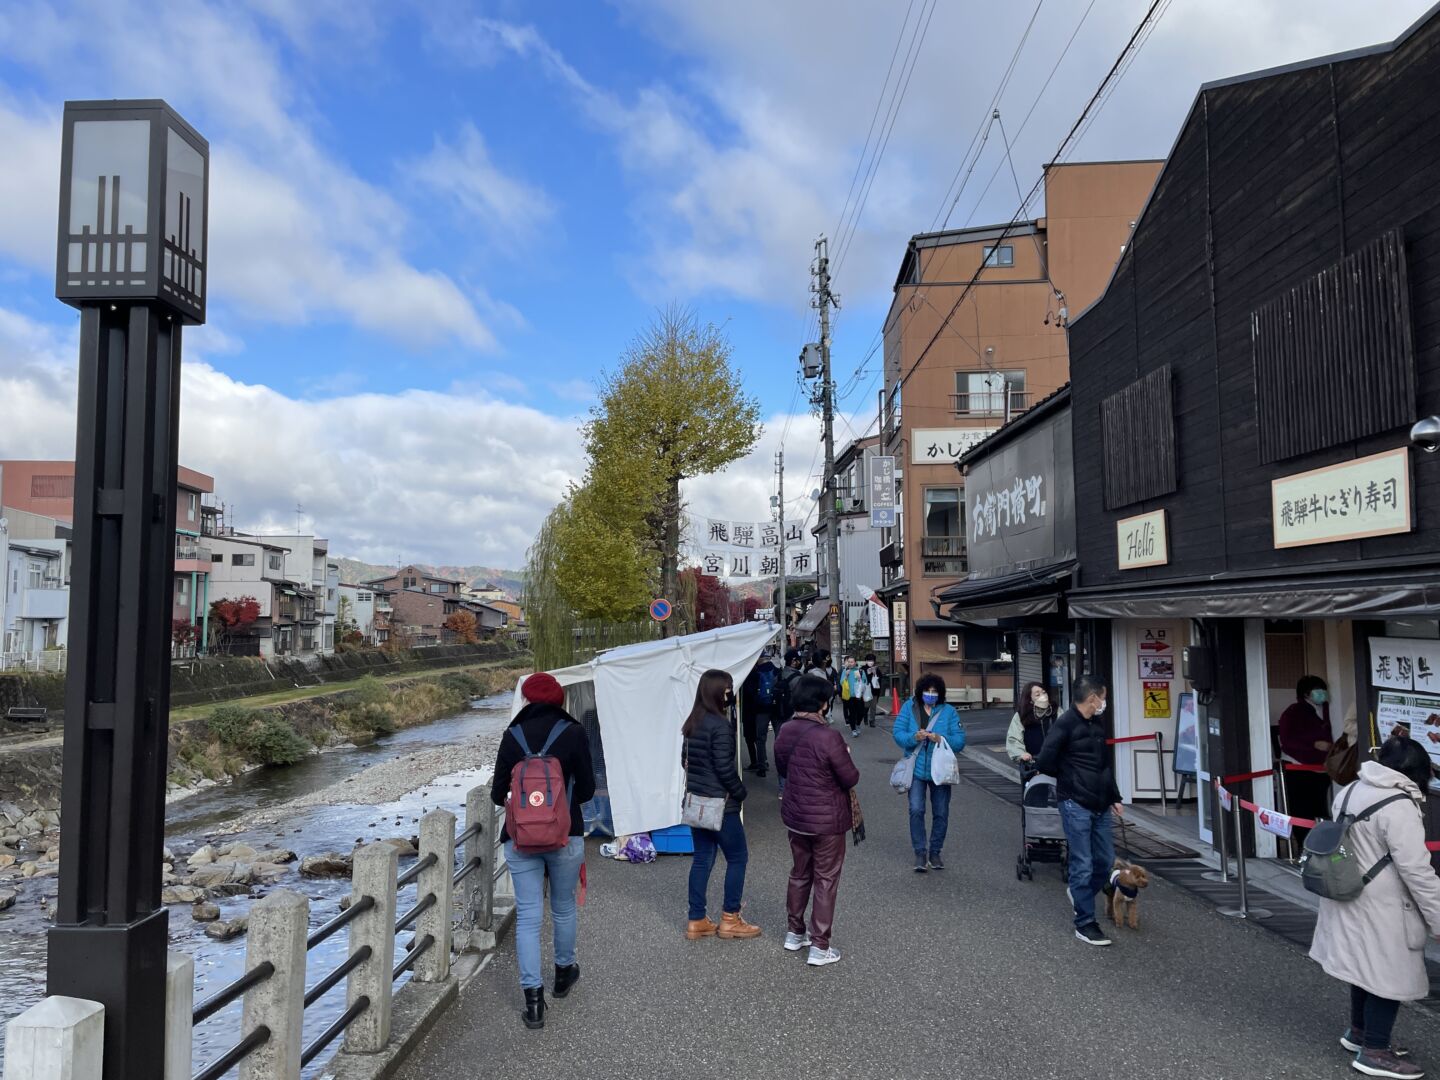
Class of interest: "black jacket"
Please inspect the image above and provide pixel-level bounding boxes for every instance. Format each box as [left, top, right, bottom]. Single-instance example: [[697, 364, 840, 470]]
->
[[684, 711, 747, 813], [491, 702, 597, 842], [1035, 706, 1122, 813]]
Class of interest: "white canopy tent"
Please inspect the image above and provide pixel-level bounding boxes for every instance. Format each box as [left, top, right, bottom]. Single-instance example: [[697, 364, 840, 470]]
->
[[510, 621, 779, 837]]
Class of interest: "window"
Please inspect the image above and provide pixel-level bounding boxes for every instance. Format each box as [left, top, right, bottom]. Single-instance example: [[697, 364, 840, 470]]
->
[[358, 592, 372, 602], [922, 488, 965, 576], [231, 553, 255, 567], [28, 561, 44, 589], [955, 370, 1025, 416], [177, 577, 189, 602], [982, 244, 1014, 267], [431, 582, 445, 594], [186, 492, 197, 522], [268, 554, 284, 572], [404, 575, 416, 588], [211, 553, 223, 563], [30, 475, 74, 499]]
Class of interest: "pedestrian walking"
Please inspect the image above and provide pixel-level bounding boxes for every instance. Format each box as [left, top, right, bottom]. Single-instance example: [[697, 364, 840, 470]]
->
[[892, 674, 967, 873], [1035, 674, 1123, 947], [840, 656, 868, 737], [490, 672, 597, 1030], [1310, 736, 1440, 1079], [864, 653, 882, 727], [1006, 681, 1057, 765], [774, 674, 860, 967], [683, 669, 761, 941], [741, 653, 779, 777]]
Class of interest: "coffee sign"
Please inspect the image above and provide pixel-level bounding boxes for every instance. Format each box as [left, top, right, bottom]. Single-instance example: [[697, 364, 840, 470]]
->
[[1117, 509, 1168, 570]]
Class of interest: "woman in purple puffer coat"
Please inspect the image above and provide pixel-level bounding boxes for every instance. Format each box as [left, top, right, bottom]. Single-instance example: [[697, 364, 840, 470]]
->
[[774, 674, 861, 968]]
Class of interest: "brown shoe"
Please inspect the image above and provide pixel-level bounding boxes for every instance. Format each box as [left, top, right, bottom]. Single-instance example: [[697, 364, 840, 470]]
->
[[716, 911, 762, 940], [685, 917, 718, 940]]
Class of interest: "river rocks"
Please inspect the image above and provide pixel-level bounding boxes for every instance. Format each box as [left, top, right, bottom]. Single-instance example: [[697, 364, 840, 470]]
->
[[204, 916, 247, 941], [0, 889, 15, 911], [380, 837, 417, 857], [21, 861, 37, 878], [257, 848, 297, 864], [163, 847, 175, 863], [250, 863, 289, 884], [187, 863, 253, 889], [300, 853, 352, 877], [188, 845, 217, 867], [0, 853, 14, 870], [191, 902, 221, 922], [220, 844, 257, 861], [162, 885, 206, 904], [44, 846, 58, 863]]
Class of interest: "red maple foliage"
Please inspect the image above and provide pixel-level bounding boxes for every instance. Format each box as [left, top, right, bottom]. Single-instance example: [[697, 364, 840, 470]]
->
[[210, 595, 262, 640]]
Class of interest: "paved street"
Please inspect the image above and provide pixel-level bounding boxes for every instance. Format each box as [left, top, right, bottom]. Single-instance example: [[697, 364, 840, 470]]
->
[[399, 716, 1440, 1080]]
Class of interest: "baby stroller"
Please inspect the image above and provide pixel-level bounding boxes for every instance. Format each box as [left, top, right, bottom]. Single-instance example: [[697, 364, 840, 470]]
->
[[1017, 768, 1067, 881]]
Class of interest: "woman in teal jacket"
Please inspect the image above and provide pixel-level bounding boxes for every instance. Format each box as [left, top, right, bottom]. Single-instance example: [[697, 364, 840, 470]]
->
[[892, 674, 966, 873]]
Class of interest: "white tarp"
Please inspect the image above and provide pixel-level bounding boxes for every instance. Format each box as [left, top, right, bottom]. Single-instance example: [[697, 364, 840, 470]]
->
[[511, 621, 779, 837]]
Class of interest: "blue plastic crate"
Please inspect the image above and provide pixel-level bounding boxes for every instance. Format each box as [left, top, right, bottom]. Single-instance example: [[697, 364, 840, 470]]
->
[[650, 824, 694, 855]]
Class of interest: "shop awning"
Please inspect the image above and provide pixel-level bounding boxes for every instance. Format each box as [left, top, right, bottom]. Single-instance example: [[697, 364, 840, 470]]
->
[[935, 560, 1075, 623], [796, 603, 830, 633], [1066, 564, 1440, 620]]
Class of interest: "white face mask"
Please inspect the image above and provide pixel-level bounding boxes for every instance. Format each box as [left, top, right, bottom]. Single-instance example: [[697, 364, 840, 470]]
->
[[1034, 693, 1050, 711], [1094, 700, 1108, 717]]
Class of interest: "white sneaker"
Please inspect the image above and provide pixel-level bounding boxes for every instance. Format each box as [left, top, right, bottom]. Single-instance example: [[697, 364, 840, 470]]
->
[[784, 932, 811, 952], [807, 945, 841, 967]]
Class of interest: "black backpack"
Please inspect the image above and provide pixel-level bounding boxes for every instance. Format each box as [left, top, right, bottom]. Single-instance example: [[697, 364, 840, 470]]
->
[[1299, 785, 1411, 901], [775, 667, 801, 720]]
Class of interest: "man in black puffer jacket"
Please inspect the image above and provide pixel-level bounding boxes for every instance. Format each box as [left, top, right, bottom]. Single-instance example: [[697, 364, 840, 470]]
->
[[1036, 673, 1123, 948]]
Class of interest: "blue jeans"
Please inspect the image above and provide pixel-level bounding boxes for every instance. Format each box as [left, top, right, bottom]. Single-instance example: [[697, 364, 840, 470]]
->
[[1059, 799, 1115, 929], [908, 780, 951, 857], [506, 836, 584, 989], [688, 811, 748, 919]]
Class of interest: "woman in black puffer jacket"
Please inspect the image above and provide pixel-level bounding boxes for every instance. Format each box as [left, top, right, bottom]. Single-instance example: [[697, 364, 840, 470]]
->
[[683, 669, 760, 941]]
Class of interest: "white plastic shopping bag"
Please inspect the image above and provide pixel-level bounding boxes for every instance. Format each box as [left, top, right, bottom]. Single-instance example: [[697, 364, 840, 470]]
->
[[930, 737, 960, 786]]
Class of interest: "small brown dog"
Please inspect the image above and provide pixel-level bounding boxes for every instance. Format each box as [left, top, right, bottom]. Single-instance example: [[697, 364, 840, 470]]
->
[[1106, 858, 1150, 929]]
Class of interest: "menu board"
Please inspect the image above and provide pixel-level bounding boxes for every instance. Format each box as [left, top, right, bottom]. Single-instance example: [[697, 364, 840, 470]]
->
[[1377, 690, 1440, 766]]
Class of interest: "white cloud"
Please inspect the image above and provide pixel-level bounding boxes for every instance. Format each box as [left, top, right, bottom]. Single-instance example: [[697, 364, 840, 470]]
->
[[409, 124, 556, 250], [0, 0, 539, 352], [0, 307, 583, 567]]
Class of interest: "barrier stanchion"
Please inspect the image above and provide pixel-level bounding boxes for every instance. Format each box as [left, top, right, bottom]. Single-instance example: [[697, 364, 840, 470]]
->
[[1201, 779, 1231, 884], [1154, 731, 1168, 816], [1273, 760, 1294, 862], [1218, 797, 1273, 920]]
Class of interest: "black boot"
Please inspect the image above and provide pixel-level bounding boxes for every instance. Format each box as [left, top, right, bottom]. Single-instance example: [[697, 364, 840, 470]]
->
[[522, 987, 546, 1029], [553, 963, 580, 999]]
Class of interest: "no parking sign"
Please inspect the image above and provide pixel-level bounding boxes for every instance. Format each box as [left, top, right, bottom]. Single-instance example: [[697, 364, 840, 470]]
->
[[649, 598, 672, 622]]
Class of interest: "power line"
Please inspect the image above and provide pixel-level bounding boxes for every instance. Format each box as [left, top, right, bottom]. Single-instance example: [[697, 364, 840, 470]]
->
[[892, 0, 1171, 403]]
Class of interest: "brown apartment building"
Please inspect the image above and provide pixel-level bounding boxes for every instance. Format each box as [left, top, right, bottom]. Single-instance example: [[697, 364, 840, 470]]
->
[[878, 161, 1160, 702], [364, 565, 508, 645]]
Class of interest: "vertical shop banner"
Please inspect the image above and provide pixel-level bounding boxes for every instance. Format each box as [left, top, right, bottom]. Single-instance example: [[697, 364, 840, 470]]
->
[[760, 523, 781, 548], [1369, 637, 1440, 693], [893, 600, 908, 663], [869, 455, 897, 528]]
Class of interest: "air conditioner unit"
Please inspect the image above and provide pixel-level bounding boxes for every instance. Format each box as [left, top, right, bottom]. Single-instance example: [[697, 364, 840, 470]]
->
[[947, 634, 959, 653]]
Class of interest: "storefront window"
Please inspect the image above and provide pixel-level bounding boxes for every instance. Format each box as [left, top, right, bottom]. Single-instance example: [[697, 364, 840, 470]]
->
[[922, 488, 964, 575]]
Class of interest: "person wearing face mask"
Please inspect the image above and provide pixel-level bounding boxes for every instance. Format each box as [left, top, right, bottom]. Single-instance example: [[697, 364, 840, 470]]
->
[[1006, 682, 1056, 767], [892, 674, 967, 873], [1035, 674, 1124, 946], [864, 653, 882, 727], [682, 669, 760, 941], [1279, 674, 1335, 850], [840, 656, 869, 737]]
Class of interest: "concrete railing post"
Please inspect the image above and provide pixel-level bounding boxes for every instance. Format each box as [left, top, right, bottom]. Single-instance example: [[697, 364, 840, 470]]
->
[[415, 808, 455, 982], [3, 997, 104, 1080], [164, 952, 194, 1080], [463, 787, 488, 935], [346, 842, 398, 1053], [240, 890, 309, 1080], [493, 804, 514, 906]]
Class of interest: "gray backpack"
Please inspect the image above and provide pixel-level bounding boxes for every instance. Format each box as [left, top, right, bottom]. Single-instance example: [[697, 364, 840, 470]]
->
[[1299, 785, 1410, 901]]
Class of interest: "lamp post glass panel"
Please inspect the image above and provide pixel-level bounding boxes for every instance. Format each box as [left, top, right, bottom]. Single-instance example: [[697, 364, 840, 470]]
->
[[50, 99, 208, 1080]]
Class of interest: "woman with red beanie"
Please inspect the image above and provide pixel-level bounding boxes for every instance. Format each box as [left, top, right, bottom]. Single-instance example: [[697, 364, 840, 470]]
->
[[491, 672, 596, 1030]]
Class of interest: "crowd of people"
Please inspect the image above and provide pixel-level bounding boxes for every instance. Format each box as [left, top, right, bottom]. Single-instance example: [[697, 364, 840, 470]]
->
[[490, 655, 1440, 1079]]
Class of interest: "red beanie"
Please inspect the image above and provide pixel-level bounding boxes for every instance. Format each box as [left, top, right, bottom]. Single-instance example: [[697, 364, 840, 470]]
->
[[523, 672, 565, 708]]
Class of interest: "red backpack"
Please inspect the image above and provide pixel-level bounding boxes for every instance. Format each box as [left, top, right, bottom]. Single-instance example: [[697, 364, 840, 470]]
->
[[507, 721, 574, 853]]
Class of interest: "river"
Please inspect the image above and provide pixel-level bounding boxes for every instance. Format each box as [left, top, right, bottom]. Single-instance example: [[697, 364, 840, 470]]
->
[[0, 695, 512, 1076]]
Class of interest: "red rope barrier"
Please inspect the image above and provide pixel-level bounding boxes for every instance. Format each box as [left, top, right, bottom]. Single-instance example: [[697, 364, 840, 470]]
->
[[1107, 733, 1161, 745], [1428, 841, 1440, 853], [1221, 769, 1272, 785], [1280, 762, 1327, 774]]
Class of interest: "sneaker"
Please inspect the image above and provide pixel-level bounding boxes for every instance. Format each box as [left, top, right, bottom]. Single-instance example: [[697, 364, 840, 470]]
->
[[1343, 1032, 1411, 1058], [1074, 923, 1112, 947], [807, 945, 842, 967], [914, 854, 928, 873], [784, 931, 812, 952], [927, 853, 944, 871], [850, 727, 859, 738], [1353, 1048, 1424, 1078]]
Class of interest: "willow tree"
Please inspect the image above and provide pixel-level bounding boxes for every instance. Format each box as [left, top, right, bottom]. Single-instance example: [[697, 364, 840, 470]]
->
[[586, 306, 761, 632]]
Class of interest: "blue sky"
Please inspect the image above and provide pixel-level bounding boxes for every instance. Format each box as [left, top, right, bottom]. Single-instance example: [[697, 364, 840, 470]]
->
[[1, 0, 1433, 566]]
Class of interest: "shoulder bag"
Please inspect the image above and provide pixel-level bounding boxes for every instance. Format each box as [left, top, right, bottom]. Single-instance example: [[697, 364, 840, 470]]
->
[[680, 734, 726, 831]]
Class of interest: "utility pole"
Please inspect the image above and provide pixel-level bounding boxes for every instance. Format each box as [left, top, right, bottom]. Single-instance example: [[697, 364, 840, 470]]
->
[[774, 449, 787, 645], [812, 236, 844, 652]]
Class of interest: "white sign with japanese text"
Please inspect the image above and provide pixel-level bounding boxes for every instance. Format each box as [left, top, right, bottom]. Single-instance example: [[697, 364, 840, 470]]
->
[[893, 600, 908, 663], [1369, 637, 1440, 693], [971, 475, 1047, 541], [1255, 805, 1293, 839], [911, 427, 996, 465], [1271, 447, 1411, 549]]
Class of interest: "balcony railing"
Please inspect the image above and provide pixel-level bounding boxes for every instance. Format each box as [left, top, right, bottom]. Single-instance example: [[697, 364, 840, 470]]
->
[[921, 535, 967, 576], [175, 543, 212, 563], [950, 390, 1031, 418]]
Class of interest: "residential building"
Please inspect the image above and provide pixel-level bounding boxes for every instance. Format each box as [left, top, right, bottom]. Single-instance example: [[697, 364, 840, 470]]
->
[[877, 161, 1160, 695], [463, 581, 508, 603], [810, 436, 886, 659], [206, 535, 293, 657], [233, 533, 335, 657], [3, 537, 70, 660], [365, 566, 464, 645], [337, 582, 378, 644], [0, 459, 218, 654]]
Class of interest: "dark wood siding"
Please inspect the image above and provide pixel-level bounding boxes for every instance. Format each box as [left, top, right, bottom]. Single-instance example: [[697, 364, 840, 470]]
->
[[1069, 11, 1440, 590], [1100, 366, 1176, 509]]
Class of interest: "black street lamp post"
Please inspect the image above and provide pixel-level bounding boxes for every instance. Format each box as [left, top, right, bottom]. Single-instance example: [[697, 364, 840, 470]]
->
[[48, 99, 208, 1080]]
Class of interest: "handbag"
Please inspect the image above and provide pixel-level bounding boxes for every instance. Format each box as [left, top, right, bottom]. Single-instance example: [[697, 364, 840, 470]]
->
[[1325, 733, 1360, 787], [849, 788, 866, 846], [680, 740, 726, 831]]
